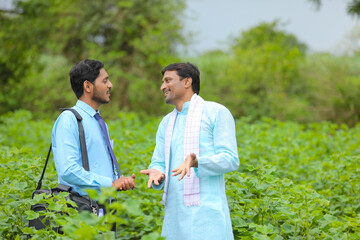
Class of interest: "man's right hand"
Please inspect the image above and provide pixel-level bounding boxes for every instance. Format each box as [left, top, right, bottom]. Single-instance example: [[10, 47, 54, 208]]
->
[[140, 169, 165, 188], [112, 174, 136, 191]]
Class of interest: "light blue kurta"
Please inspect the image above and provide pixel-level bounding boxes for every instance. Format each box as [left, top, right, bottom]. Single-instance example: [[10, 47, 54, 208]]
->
[[149, 101, 239, 240]]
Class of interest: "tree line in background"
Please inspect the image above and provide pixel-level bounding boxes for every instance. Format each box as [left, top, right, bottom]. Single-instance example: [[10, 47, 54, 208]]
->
[[309, 0, 360, 17], [1, 0, 360, 125], [198, 21, 360, 126], [0, 0, 185, 118]]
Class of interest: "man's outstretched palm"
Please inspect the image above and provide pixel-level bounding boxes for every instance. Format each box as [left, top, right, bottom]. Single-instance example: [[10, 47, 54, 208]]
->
[[140, 169, 165, 188]]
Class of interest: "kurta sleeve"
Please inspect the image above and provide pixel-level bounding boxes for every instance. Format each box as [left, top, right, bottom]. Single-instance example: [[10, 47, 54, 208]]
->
[[52, 112, 113, 190], [149, 117, 167, 190], [197, 106, 239, 177]]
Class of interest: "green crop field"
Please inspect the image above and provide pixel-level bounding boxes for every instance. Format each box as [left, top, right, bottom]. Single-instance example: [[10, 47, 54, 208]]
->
[[1, 110, 359, 239]]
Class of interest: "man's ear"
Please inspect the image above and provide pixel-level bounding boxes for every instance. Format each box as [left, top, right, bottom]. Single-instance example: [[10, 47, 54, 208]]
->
[[184, 77, 193, 89], [83, 80, 93, 94]]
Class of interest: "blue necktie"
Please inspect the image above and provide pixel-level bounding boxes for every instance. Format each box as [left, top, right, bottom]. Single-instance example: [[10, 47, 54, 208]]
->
[[94, 113, 121, 178]]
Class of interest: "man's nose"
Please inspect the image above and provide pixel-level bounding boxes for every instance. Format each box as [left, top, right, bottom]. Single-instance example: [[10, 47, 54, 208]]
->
[[108, 80, 113, 88], [160, 82, 166, 91]]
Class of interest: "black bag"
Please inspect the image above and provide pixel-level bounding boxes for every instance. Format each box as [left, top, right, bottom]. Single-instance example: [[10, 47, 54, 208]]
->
[[29, 108, 98, 231], [29, 184, 99, 231]]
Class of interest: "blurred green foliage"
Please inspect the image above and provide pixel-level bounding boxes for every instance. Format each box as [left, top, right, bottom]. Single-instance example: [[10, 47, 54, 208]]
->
[[1, 110, 360, 239], [0, 0, 184, 118], [1, 1, 360, 125], [223, 21, 306, 120], [198, 21, 360, 126], [1, 1, 360, 239]]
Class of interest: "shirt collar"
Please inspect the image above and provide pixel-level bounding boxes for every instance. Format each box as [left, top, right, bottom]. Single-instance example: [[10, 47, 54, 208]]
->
[[76, 100, 99, 117]]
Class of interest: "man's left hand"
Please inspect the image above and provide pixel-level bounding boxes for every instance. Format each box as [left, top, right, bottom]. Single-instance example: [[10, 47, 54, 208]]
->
[[112, 174, 136, 191], [171, 153, 198, 181]]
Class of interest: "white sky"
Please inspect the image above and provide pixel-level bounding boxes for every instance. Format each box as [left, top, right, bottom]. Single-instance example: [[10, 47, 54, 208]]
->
[[182, 0, 360, 55], [2, 0, 359, 56]]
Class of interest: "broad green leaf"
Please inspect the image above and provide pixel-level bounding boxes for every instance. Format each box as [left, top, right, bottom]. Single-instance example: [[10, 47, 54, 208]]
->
[[25, 210, 40, 220]]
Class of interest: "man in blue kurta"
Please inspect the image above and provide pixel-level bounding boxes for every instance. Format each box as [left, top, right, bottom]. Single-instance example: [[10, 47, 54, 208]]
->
[[141, 62, 239, 240], [52, 59, 135, 197]]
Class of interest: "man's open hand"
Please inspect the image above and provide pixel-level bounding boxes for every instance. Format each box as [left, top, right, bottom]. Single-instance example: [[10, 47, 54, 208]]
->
[[140, 169, 165, 188], [112, 174, 136, 191], [171, 153, 198, 181]]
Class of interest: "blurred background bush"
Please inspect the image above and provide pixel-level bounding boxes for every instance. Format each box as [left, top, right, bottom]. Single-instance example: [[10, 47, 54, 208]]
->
[[1, 0, 360, 126]]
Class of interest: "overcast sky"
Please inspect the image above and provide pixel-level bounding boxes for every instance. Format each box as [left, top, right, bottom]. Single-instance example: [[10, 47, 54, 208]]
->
[[182, 0, 360, 55], [2, 0, 359, 56]]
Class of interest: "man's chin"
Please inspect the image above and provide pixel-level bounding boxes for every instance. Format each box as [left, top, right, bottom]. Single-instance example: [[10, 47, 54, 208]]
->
[[93, 97, 110, 105], [164, 98, 172, 104], [100, 98, 110, 104]]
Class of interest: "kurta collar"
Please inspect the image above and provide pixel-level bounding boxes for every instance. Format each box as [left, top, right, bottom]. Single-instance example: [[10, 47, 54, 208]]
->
[[76, 100, 99, 117], [177, 101, 190, 115]]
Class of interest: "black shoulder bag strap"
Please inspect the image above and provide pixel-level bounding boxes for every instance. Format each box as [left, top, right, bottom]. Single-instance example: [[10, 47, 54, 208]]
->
[[36, 108, 89, 190]]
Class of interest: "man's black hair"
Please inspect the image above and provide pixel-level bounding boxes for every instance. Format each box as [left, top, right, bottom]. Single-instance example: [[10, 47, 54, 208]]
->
[[161, 62, 200, 94], [69, 59, 104, 99]]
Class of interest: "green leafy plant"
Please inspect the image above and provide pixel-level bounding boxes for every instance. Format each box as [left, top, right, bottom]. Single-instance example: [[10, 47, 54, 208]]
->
[[0, 110, 359, 239]]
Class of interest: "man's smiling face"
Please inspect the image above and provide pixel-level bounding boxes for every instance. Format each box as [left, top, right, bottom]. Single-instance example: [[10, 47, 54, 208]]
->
[[160, 70, 186, 106]]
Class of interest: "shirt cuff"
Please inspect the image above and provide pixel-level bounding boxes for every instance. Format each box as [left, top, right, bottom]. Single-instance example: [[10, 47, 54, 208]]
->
[[196, 156, 207, 178], [96, 176, 113, 187], [152, 181, 164, 190]]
